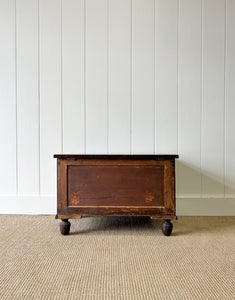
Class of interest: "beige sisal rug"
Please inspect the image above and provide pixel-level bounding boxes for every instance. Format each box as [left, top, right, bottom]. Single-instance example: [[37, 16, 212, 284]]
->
[[0, 215, 234, 299]]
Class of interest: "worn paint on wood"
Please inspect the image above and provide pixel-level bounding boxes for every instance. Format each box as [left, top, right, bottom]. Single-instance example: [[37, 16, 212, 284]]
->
[[56, 155, 177, 219]]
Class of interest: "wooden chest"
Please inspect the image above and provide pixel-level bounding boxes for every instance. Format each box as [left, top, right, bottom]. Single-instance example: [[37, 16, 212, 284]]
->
[[54, 154, 178, 236]]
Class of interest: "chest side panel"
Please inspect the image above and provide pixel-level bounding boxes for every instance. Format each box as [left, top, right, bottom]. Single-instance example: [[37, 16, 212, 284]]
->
[[67, 165, 164, 207]]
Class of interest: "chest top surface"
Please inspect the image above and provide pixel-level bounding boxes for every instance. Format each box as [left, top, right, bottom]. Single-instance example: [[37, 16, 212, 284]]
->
[[54, 154, 179, 160]]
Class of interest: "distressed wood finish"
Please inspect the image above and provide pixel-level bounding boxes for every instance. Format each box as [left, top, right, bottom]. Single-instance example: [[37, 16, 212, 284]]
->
[[68, 165, 164, 207], [162, 219, 173, 236], [54, 154, 178, 235], [59, 219, 71, 235]]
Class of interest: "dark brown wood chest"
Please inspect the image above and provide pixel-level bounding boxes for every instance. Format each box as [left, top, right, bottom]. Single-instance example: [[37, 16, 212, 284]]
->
[[54, 154, 178, 236]]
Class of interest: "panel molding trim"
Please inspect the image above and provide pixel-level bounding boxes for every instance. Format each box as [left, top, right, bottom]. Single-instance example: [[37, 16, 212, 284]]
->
[[0, 196, 234, 216]]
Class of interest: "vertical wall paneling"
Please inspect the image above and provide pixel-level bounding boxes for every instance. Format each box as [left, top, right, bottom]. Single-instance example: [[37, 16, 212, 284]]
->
[[132, 0, 155, 153], [16, 0, 39, 194], [225, 0, 235, 196], [155, 0, 178, 153], [201, 0, 225, 196], [86, 0, 108, 153], [0, 0, 17, 194], [62, 0, 85, 154], [1, 0, 235, 215], [178, 0, 202, 196], [39, 0, 62, 194], [108, 0, 131, 154]]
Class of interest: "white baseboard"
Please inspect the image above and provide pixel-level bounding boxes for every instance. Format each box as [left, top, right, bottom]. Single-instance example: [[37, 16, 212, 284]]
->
[[0, 196, 234, 216], [0, 195, 56, 215], [176, 197, 235, 216]]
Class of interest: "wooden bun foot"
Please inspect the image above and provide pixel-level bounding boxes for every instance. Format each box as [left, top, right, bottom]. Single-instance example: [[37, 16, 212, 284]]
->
[[162, 219, 173, 236], [60, 219, 71, 235]]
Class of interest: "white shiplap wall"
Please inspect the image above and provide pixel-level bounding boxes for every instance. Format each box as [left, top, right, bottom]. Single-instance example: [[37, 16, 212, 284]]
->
[[0, 0, 234, 215]]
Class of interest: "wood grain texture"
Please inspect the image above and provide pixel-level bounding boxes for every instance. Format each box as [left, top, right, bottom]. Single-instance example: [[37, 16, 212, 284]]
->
[[57, 209, 176, 219], [162, 219, 173, 236], [59, 219, 70, 235], [56, 156, 177, 220], [67, 165, 164, 207], [54, 154, 179, 159]]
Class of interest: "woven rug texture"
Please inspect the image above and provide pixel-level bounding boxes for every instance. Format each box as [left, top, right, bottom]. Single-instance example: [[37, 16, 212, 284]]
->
[[0, 216, 234, 299]]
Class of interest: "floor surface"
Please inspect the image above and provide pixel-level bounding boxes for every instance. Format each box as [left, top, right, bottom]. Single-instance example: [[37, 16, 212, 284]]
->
[[0, 216, 234, 299]]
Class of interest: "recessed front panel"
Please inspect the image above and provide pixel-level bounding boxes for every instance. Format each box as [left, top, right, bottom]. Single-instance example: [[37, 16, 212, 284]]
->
[[67, 165, 164, 207]]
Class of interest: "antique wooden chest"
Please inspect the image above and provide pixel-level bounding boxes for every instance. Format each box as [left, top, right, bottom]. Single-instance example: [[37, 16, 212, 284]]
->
[[54, 154, 178, 236]]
